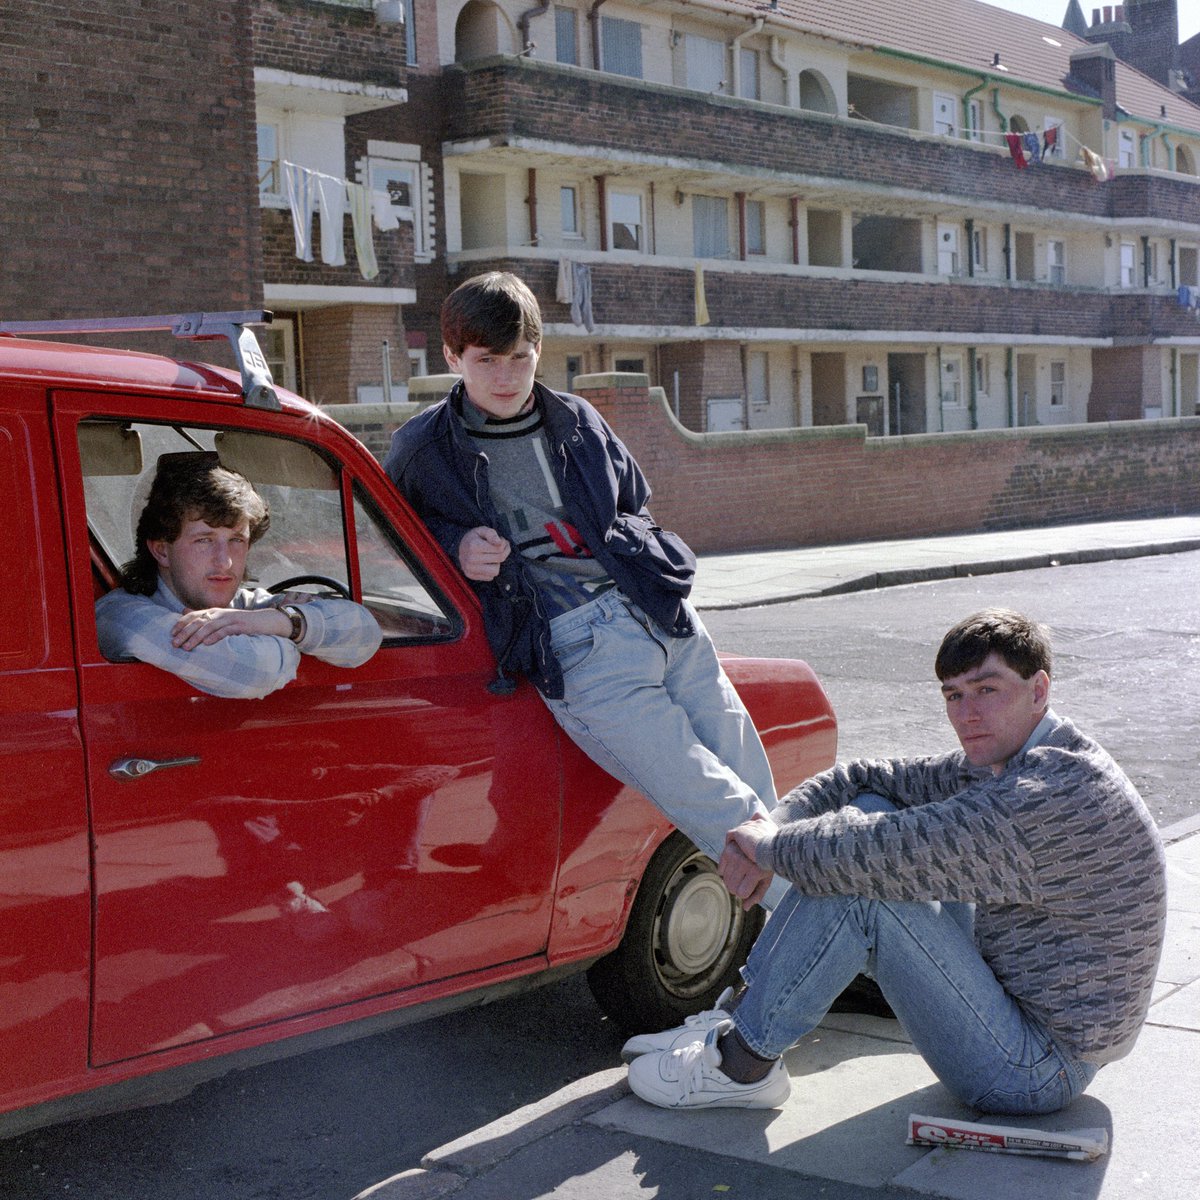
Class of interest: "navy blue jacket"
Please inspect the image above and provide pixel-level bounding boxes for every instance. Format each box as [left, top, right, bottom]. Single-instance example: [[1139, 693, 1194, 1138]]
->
[[383, 380, 696, 698]]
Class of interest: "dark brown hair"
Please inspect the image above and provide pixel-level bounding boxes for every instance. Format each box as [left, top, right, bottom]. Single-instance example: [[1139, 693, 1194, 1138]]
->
[[120, 452, 270, 596], [935, 608, 1052, 681], [441, 271, 543, 357]]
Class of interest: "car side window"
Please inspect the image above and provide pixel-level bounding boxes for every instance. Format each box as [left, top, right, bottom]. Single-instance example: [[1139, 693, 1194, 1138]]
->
[[79, 419, 455, 644]]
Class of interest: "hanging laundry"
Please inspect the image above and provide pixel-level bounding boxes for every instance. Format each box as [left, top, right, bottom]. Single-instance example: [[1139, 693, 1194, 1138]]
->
[[570, 262, 594, 333], [314, 173, 347, 267], [347, 183, 379, 281], [372, 191, 400, 232], [1080, 146, 1109, 182], [1042, 125, 1059, 159], [1004, 132, 1028, 169], [694, 263, 710, 326], [556, 258, 574, 305], [1022, 131, 1042, 165], [284, 162, 317, 262]]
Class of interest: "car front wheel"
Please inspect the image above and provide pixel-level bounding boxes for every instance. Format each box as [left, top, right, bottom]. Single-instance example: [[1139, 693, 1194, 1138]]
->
[[587, 831, 765, 1034]]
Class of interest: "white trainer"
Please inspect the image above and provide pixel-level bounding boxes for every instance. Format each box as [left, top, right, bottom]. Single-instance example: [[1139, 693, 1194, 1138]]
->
[[619, 987, 736, 1063], [627, 1021, 791, 1110]]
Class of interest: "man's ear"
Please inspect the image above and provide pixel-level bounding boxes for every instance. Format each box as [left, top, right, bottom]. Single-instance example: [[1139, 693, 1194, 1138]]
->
[[443, 344, 460, 373], [147, 539, 170, 569], [1032, 669, 1050, 710]]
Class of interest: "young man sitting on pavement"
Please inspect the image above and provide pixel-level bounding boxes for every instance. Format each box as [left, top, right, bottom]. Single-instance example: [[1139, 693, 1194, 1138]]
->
[[96, 452, 381, 698], [625, 609, 1166, 1115]]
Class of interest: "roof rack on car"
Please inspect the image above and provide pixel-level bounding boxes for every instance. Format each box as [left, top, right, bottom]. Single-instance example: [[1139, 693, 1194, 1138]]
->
[[0, 310, 280, 410]]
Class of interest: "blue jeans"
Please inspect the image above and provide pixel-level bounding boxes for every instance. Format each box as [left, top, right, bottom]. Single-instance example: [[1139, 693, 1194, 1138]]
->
[[543, 591, 788, 908], [732, 795, 1099, 1114]]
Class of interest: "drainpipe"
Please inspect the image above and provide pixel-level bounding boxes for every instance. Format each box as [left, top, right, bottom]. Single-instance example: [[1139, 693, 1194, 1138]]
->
[[768, 35, 795, 108], [596, 174, 608, 251], [1171, 348, 1179, 417], [1003, 223, 1012, 281], [526, 168, 539, 245], [730, 17, 764, 97], [517, 3, 550, 56], [967, 347, 978, 429], [1169, 238, 1177, 289], [1141, 234, 1151, 288], [962, 77, 987, 139], [990, 87, 1009, 132], [1006, 346, 1015, 428], [736, 191, 747, 259], [965, 217, 976, 277], [790, 196, 801, 265], [588, 1, 609, 70]]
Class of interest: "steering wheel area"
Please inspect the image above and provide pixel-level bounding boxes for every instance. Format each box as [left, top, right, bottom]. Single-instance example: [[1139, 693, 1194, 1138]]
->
[[267, 574, 352, 600]]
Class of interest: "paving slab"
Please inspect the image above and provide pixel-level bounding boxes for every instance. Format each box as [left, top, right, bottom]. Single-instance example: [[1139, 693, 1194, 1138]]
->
[[691, 516, 1200, 609]]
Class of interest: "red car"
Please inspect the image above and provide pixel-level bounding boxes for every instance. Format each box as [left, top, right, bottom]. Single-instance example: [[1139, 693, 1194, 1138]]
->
[[0, 314, 836, 1134]]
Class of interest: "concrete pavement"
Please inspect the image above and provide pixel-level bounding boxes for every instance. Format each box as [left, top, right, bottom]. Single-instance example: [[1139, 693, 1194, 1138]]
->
[[357, 515, 1200, 1200]]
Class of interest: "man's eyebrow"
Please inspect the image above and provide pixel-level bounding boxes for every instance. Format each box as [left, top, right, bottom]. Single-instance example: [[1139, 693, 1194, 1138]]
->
[[941, 669, 1002, 692]]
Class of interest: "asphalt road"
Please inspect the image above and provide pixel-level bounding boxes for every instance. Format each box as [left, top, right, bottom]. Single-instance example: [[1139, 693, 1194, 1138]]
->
[[703, 550, 1200, 829], [2, 551, 1194, 1199]]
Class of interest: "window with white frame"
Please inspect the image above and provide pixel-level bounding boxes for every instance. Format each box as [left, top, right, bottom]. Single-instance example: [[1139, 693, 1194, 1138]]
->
[[1050, 360, 1066, 406], [693, 194, 730, 258], [747, 350, 769, 410], [972, 225, 988, 272], [561, 184, 581, 238], [1048, 239, 1065, 285], [1118, 128, 1136, 169], [738, 47, 761, 100], [685, 33, 726, 93], [966, 97, 983, 142], [258, 123, 281, 198], [974, 352, 990, 395], [745, 199, 766, 255], [940, 356, 963, 406], [402, 0, 416, 65], [554, 5, 578, 66], [368, 150, 429, 259], [1120, 241, 1137, 287], [609, 190, 643, 251], [601, 15, 642, 78], [260, 317, 297, 392]]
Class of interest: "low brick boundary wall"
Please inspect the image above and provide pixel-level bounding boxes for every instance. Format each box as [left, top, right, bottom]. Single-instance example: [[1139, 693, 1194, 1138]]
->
[[328, 372, 1200, 554], [574, 375, 1200, 554]]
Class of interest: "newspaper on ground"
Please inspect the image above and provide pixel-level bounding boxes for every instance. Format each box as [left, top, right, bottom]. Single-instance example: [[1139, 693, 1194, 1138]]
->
[[906, 1113, 1109, 1162]]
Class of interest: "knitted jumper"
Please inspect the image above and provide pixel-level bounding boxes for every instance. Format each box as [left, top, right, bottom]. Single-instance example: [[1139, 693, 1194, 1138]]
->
[[757, 716, 1166, 1064]]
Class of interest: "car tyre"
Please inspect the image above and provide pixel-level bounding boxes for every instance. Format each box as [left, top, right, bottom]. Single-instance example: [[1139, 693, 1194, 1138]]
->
[[587, 831, 765, 1034]]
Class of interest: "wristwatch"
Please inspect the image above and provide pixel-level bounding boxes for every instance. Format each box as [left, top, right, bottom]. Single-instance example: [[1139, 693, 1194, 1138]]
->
[[280, 603, 306, 642]]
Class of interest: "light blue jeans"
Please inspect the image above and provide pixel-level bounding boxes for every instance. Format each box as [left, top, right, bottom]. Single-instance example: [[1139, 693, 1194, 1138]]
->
[[732, 795, 1099, 1114], [543, 591, 788, 908]]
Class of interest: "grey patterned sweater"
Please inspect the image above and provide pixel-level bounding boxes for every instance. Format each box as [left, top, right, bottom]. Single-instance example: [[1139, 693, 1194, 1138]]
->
[[756, 716, 1166, 1064]]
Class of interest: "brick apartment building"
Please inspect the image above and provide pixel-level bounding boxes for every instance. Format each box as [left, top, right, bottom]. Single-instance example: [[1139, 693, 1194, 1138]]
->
[[388, 0, 1200, 434], [3, 0, 1199, 434]]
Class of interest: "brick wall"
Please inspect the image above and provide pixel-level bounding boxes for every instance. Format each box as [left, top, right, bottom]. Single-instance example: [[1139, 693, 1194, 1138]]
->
[[252, 0, 406, 84], [575, 377, 1200, 553], [448, 256, 1197, 345], [0, 1, 259, 333], [299, 303, 406, 406], [442, 59, 1197, 226], [262, 207, 414, 291]]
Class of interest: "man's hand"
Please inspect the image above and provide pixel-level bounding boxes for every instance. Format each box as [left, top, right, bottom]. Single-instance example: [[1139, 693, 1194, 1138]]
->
[[171, 606, 291, 651], [719, 814, 777, 910], [459, 527, 511, 581]]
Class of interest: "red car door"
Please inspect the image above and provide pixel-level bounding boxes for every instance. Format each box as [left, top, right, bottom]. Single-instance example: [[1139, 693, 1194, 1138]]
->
[[54, 393, 562, 1066]]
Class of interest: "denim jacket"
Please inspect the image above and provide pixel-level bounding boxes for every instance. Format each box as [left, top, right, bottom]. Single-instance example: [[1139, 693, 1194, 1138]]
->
[[383, 380, 696, 698]]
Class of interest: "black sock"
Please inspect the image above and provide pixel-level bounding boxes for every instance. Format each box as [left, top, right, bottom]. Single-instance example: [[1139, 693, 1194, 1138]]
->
[[716, 1027, 779, 1083]]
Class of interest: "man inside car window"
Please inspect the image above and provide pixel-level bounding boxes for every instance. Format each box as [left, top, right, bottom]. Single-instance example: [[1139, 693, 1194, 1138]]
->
[[96, 452, 381, 698]]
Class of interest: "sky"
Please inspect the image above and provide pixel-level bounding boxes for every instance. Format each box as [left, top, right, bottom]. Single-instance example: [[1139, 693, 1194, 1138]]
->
[[980, 1, 1200, 44]]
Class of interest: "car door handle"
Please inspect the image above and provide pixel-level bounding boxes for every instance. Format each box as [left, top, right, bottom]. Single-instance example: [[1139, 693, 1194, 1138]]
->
[[109, 756, 201, 781]]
